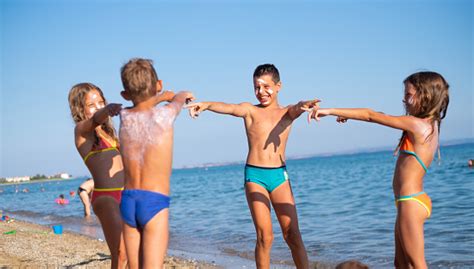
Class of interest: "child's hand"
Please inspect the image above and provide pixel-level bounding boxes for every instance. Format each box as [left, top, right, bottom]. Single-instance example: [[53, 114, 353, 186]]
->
[[105, 103, 122, 117], [336, 116, 348, 123], [302, 107, 330, 123], [311, 108, 330, 122], [161, 90, 175, 102], [183, 91, 195, 104], [300, 99, 321, 123], [176, 91, 195, 105], [301, 99, 321, 110], [185, 102, 208, 119]]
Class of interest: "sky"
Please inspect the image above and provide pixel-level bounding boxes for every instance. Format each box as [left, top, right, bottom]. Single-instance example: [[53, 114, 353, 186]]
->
[[1, 0, 472, 178]]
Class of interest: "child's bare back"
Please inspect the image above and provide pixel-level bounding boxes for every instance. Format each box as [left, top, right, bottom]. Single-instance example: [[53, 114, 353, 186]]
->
[[120, 102, 181, 194], [118, 58, 194, 268]]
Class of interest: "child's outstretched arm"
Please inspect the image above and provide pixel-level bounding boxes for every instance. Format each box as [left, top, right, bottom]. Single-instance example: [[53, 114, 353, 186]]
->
[[75, 103, 122, 136], [174, 91, 195, 106], [308, 108, 420, 132], [186, 102, 252, 119], [288, 99, 321, 120], [167, 91, 195, 110], [149, 90, 175, 107]]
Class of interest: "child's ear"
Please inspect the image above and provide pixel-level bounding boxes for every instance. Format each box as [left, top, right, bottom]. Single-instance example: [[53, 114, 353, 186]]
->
[[156, 80, 163, 93], [275, 81, 282, 92], [121, 90, 131, 100]]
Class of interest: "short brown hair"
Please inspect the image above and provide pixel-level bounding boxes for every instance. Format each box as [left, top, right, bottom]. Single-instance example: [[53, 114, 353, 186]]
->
[[253, 64, 280, 84], [120, 58, 159, 101]]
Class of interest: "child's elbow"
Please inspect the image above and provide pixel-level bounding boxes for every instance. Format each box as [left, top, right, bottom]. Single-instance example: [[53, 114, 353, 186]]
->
[[365, 109, 375, 122]]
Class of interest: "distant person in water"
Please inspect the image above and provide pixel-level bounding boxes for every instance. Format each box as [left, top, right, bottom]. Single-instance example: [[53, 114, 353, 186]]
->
[[78, 178, 94, 217], [55, 194, 69, 205], [468, 159, 473, 167]]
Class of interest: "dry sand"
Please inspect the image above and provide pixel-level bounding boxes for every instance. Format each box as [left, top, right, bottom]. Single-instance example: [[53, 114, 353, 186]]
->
[[0, 219, 219, 268]]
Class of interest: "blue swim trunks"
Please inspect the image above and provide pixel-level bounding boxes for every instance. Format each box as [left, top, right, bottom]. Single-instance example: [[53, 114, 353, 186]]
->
[[244, 164, 289, 192], [120, 189, 170, 229]]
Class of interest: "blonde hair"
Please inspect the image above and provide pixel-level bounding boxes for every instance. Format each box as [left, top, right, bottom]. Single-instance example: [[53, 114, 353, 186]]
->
[[68, 82, 118, 144], [395, 71, 450, 154], [120, 58, 158, 102]]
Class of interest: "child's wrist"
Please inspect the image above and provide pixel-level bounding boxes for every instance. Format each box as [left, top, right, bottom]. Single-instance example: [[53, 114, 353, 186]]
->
[[92, 113, 101, 126]]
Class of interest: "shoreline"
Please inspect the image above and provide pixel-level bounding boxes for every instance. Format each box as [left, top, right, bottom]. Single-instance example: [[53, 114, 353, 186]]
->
[[0, 177, 79, 186], [0, 218, 219, 268]]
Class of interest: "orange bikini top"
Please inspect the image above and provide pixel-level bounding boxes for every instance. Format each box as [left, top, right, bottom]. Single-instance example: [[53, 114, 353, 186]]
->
[[83, 131, 119, 162], [399, 136, 428, 172]]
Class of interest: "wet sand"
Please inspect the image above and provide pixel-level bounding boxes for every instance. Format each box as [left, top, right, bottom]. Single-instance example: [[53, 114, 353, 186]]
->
[[0, 219, 219, 268]]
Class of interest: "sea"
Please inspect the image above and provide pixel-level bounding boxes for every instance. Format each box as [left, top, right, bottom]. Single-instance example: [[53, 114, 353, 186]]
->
[[1, 143, 473, 268]]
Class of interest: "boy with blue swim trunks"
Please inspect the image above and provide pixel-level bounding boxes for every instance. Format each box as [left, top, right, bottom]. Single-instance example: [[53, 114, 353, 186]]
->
[[118, 58, 194, 268], [186, 64, 319, 269]]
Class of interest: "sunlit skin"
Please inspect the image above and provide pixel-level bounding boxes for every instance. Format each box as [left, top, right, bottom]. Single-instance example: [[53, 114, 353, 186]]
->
[[304, 82, 441, 269], [84, 91, 106, 119], [72, 88, 126, 269], [186, 73, 319, 269], [119, 76, 194, 269]]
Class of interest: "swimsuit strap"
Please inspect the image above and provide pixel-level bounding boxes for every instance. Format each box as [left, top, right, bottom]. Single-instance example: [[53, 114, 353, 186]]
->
[[83, 147, 119, 162], [399, 150, 428, 172], [94, 187, 124, 192], [399, 136, 428, 172], [396, 191, 426, 199], [83, 131, 119, 162]]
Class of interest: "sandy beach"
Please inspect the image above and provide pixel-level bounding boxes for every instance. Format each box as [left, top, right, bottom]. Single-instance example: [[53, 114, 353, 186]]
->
[[0, 219, 219, 268]]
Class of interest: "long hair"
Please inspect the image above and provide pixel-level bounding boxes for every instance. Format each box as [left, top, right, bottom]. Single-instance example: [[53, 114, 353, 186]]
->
[[395, 71, 450, 154], [68, 82, 118, 144]]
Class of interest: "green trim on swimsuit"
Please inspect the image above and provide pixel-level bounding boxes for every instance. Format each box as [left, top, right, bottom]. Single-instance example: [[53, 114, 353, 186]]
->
[[400, 150, 428, 172]]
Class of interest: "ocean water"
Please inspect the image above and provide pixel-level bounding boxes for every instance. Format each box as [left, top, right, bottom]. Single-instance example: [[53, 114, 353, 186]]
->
[[1, 143, 473, 268]]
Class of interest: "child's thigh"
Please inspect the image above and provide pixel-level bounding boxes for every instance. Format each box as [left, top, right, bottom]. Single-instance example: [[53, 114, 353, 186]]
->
[[123, 224, 141, 267], [270, 182, 300, 230], [397, 201, 426, 258], [142, 209, 169, 262], [245, 183, 273, 231], [269, 181, 294, 205]]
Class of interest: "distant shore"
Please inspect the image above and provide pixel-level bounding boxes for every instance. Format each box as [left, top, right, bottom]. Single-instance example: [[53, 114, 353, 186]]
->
[[0, 177, 78, 186], [0, 219, 219, 268]]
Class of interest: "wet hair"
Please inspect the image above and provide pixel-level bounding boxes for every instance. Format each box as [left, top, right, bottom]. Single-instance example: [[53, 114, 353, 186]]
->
[[68, 82, 118, 144], [253, 64, 280, 84], [396, 71, 450, 152], [59, 194, 65, 199], [120, 58, 159, 102]]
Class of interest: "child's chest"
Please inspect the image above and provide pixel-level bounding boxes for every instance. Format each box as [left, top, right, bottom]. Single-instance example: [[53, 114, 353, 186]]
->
[[248, 110, 292, 134]]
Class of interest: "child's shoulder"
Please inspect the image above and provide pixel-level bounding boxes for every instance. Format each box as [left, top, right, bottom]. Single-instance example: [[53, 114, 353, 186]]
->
[[399, 115, 436, 141], [239, 102, 255, 108]]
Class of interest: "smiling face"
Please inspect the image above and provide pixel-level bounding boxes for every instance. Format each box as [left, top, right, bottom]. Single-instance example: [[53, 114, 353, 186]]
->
[[84, 89, 105, 119], [253, 74, 281, 106]]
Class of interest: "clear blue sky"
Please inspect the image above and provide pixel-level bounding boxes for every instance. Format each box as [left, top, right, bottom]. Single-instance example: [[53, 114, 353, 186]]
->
[[1, 0, 472, 178]]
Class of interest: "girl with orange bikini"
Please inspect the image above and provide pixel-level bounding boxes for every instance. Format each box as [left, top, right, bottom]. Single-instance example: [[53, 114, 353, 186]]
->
[[68, 83, 127, 268], [304, 72, 449, 269]]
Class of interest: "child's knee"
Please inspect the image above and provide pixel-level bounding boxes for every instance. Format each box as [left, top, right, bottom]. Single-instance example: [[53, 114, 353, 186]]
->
[[118, 247, 127, 260], [256, 232, 274, 248], [282, 227, 302, 246], [405, 254, 427, 269]]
